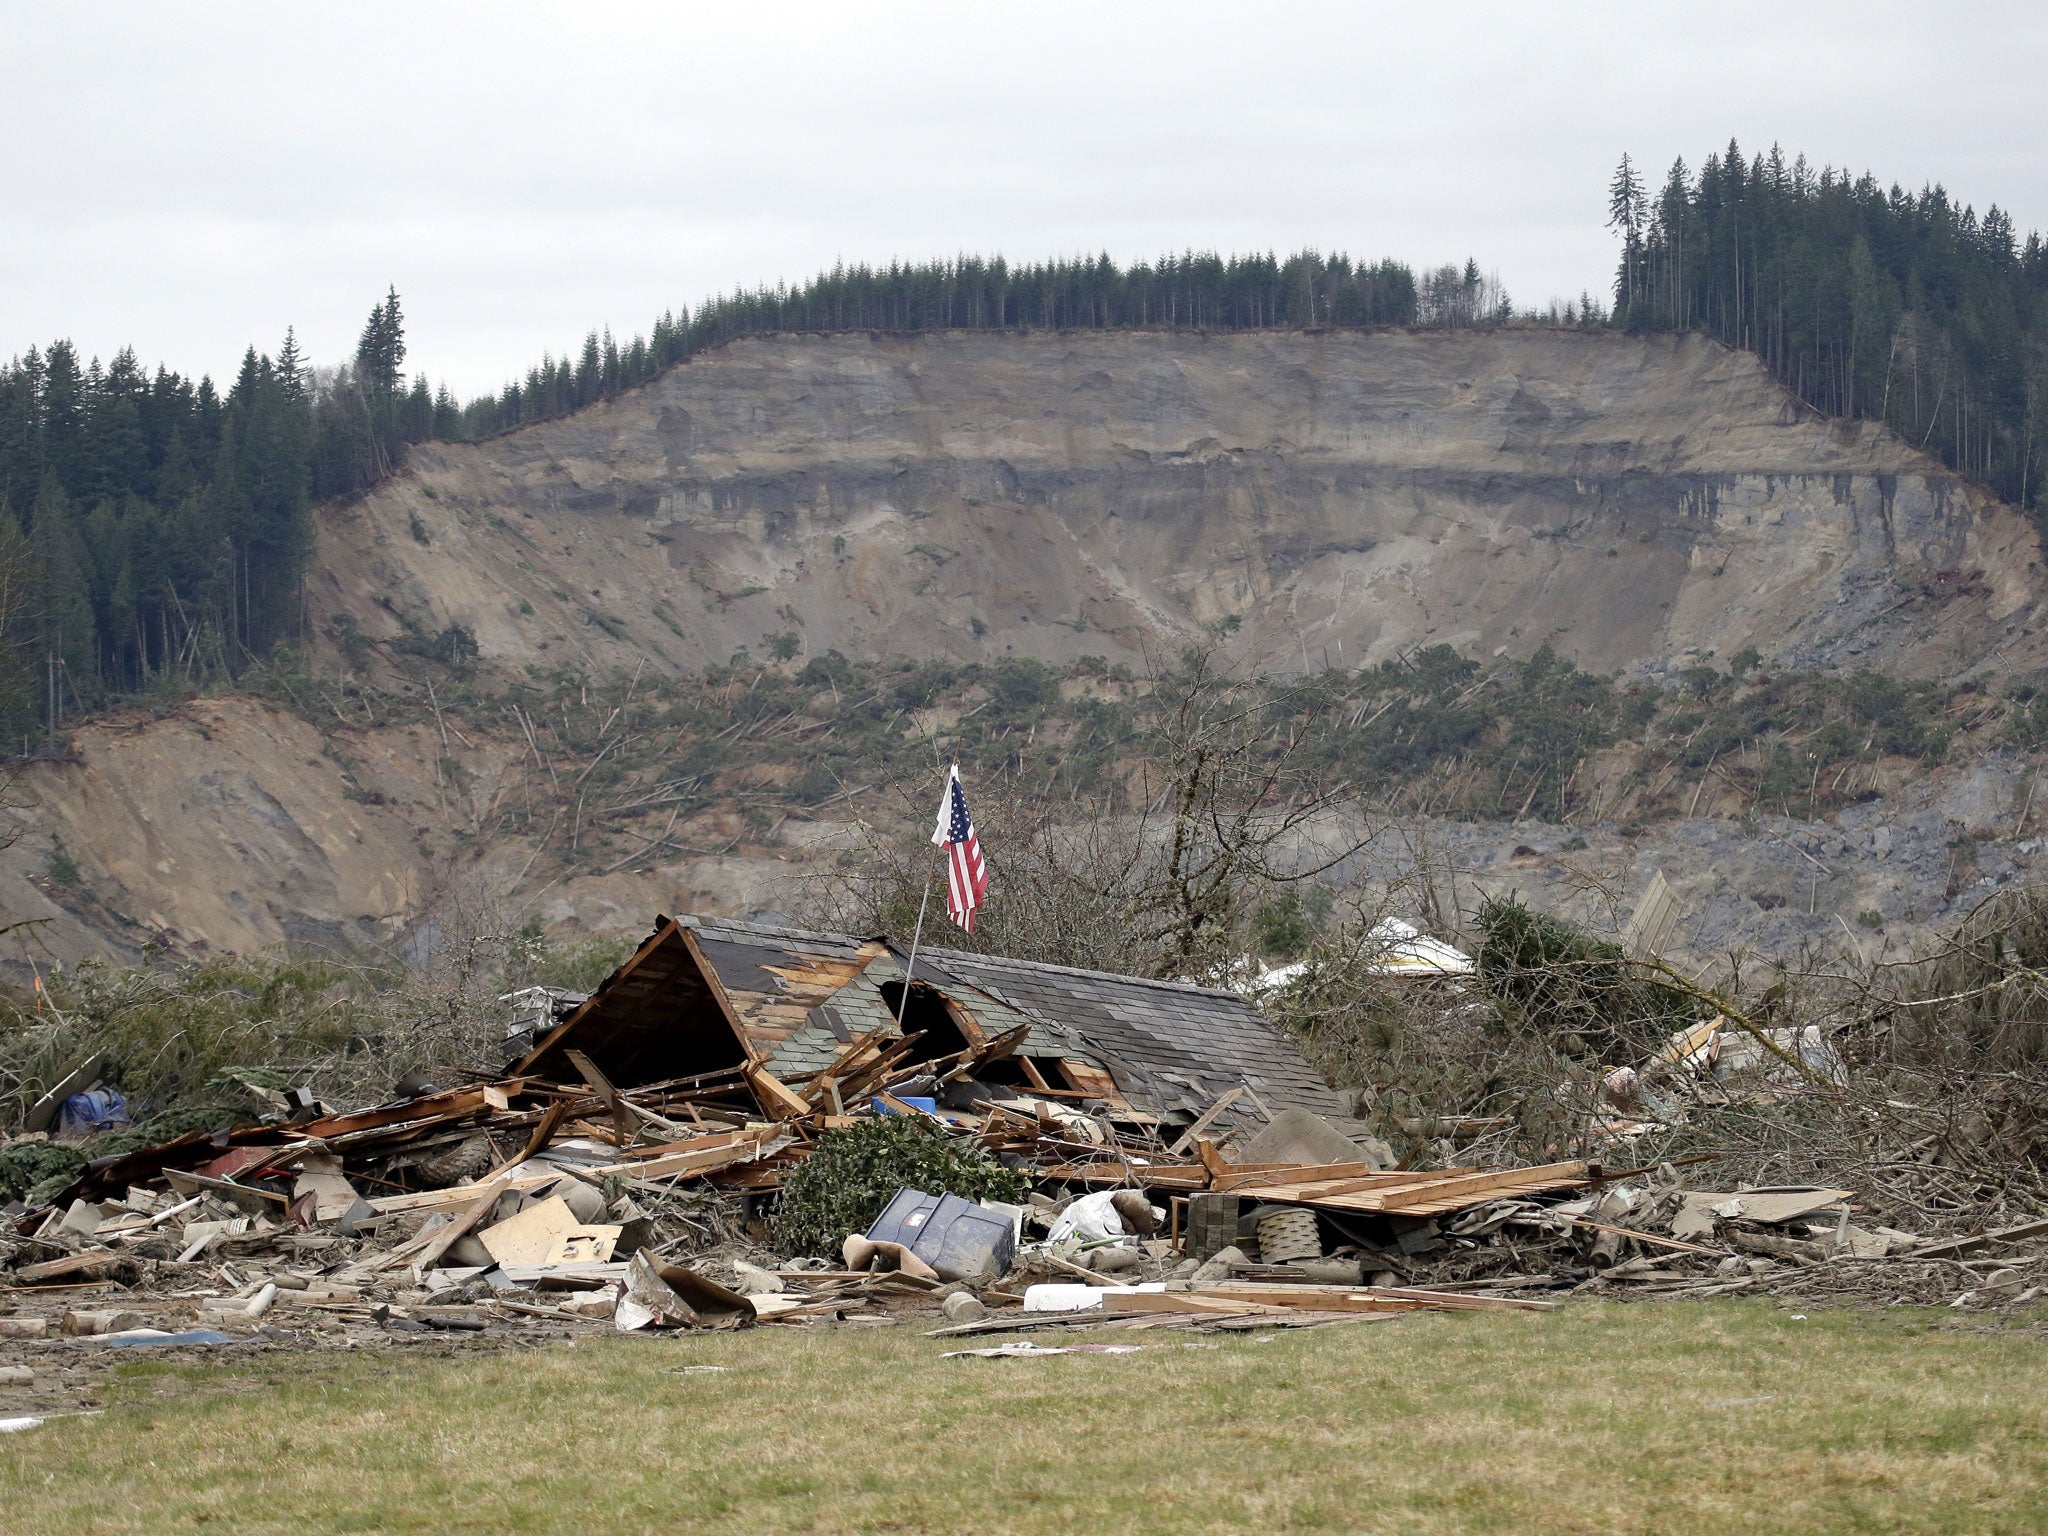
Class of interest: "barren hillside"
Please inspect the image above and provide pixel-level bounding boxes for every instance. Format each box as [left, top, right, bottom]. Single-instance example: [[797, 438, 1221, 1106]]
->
[[7, 327, 2045, 968], [315, 327, 2042, 683]]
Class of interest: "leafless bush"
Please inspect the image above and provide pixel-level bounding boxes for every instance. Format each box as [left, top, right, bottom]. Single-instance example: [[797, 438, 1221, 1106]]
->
[[1888, 884, 2048, 1069], [1273, 879, 2048, 1230], [790, 643, 1381, 981], [0, 876, 632, 1128]]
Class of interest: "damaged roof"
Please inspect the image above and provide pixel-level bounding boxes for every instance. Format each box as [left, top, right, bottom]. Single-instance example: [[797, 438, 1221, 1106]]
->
[[518, 914, 1351, 1131], [903, 945, 1352, 1126]]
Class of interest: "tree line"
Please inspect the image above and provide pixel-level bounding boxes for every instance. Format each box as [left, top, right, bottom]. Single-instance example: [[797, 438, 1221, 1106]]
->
[[455, 249, 1433, 437], [1608, 140, 2048, 515], [0, 288, 454, 740], [0, 246, 1463, 744]]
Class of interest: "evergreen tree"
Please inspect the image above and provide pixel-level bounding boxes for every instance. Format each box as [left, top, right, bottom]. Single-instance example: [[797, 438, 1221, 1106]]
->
[[30, 479, 98, 704], [1615, 140, 2048, 515], [1608, 154, 1645, 314], [275, 326, 306, 406], [356, 286, 406, 394]]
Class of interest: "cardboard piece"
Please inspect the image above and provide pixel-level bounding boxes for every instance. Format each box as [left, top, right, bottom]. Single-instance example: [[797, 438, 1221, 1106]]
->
[[1703, 1188, 1854, 1225], [614, 1251, 755, 1331], [477, 1194, 621, 1266], [292, 1154, 364, 1223]]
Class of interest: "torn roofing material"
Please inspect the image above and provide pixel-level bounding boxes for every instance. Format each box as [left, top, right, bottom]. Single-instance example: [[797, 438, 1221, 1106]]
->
[[517, 915, 1350, 1129], [905, 946, 1353, 1127]]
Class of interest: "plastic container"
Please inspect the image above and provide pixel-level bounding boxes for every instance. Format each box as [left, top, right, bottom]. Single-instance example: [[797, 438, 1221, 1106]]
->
[[865, 1187, 1018, 1282], [873, 1096, 940, 1118]]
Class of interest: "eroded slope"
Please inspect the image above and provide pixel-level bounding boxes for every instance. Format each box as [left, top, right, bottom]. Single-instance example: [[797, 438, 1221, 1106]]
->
[[316, 328, 2043, 683], [10, 326, 2048, 965]]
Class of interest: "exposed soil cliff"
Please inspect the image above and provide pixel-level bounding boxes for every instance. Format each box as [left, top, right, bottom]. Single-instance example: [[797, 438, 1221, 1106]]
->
[[7, 328, 2045, 967], [316, 327, 2042, 683]]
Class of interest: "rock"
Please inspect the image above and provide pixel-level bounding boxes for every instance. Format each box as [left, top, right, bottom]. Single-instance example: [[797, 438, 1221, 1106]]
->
[[730, 1261, 785, 1296], [1168, 1258, 1201, 1279], [1191, 1245, 1250, 1287], [1087, 1246, 1143, 1275], [941, 1292, 989, 1323], [0, 1365, 33, 1386]]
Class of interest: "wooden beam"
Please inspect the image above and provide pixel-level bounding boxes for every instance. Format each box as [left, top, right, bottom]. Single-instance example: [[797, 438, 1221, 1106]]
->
[[1196, 1283, 1557, 1314], [1168, 1087, 1245, 1157], [566, 1050, 638, 1145], [1372, 1162, 1589, 1213], [742, 1063, 813, 1122]]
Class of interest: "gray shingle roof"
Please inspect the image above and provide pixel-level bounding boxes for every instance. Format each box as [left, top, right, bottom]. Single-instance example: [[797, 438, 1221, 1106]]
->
[[901, 944, 1351, 1126], [525, 914, 1349, 1129]]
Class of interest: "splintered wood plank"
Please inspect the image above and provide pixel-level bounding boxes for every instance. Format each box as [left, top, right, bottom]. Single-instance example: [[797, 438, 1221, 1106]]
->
[[1196, 1283, 1556, 1314], [389, 1176, 518, 1272], [599, 1130, 780, 1182], [744, 1064, 813, 1121], [1238, 1162, 1588, 1216], [1056, 1060, 1126, 1105], [292, 1085, 509, 1142], [1100, 1291, 1294, 1316], [800, 1026, 895, 1107], [1371, 1162, 1589, 1213], [1168, 1088, 1245, 1157], [566, 1050, 638, 1145], [1215, 1169, 1465, 1198], [1034, 1163, 1209, 1191]]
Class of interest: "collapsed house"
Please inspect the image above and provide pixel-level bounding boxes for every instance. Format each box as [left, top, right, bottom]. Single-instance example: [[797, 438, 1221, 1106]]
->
[[515, 914, 1367, 1148], [11, 909, 1985, 1379]]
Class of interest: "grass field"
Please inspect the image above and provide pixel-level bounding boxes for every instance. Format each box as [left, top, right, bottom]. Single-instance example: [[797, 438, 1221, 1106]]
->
[[1, 1300, 2043, 1535]]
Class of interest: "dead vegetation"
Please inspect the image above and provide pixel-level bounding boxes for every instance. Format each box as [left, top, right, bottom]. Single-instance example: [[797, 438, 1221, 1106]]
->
[[1265, 873, 2048, 1307]]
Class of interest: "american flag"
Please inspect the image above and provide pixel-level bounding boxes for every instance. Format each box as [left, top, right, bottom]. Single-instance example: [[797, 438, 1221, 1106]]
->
[[931, 764, 989, 931]]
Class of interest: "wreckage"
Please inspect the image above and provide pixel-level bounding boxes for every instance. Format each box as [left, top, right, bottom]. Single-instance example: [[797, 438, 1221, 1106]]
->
[[514, 915, 1369, 1142], [0, 913, 2030, 1384]]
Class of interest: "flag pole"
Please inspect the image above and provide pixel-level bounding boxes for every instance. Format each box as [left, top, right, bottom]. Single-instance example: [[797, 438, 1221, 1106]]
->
[[894, 845, 942, 1030]]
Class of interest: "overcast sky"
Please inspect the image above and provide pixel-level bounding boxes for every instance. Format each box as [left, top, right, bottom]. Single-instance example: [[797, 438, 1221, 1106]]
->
[[9, 1, 2047, 398]]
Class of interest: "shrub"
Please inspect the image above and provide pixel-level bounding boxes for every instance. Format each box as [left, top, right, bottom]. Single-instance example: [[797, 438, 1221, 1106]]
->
[[1474, 896, 1703, 1058], [773, 1113, 1025, 1257]]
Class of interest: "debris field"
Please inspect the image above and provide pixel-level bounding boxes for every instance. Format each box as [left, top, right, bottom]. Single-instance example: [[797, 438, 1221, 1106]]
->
[[5, 913, 2043, 1428]]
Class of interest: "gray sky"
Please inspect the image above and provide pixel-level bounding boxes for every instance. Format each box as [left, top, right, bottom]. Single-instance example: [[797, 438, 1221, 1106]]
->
[[9, 1, 2047, 399]]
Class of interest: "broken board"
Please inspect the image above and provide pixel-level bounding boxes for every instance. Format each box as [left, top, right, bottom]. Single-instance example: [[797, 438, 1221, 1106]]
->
[[477, 1195, 621, 1266]]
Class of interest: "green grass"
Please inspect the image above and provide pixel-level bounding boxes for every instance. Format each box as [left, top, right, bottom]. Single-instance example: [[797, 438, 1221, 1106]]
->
[[2, 1301, 2045, 1534]]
